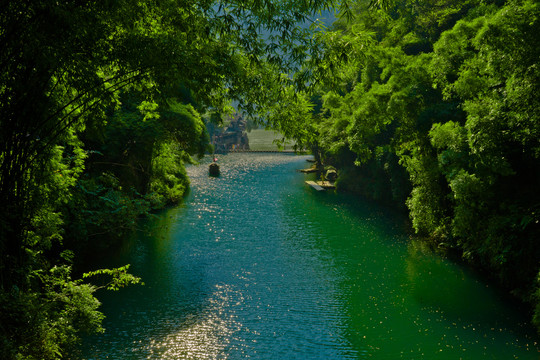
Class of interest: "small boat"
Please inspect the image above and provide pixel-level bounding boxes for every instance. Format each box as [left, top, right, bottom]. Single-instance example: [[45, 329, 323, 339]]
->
[[209, 162, 220, 177]]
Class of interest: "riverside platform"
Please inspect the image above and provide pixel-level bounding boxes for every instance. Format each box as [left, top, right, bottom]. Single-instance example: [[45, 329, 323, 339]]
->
[[305, 181, 336, 191]]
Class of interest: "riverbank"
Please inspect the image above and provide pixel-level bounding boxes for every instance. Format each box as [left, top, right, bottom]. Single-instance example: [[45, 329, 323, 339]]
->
[[80, 153, 539, 359], [310, 160, 540, 337]]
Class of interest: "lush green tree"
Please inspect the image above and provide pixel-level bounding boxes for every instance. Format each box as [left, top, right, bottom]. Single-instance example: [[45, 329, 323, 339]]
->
[[428, 0, 540, 311], [63, 92, 210, 255], [293, 0, 540, 333], [0, 0, 353, 357]]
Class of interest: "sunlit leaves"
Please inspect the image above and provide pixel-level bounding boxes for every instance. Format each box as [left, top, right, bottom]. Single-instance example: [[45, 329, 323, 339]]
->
[[308, 1, 540, 325], [83, 264, 143, 291], [263, 86, 315, 147], [2, 0, 360, 358]]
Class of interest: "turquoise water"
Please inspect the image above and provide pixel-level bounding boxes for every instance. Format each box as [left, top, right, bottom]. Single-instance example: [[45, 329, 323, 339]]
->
[[80, 153, 539, 359]]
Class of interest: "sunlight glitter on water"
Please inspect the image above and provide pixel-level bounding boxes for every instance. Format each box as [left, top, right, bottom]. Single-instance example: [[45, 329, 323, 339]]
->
[[81, 153, 539, 360], [140, 284, 243, 359]]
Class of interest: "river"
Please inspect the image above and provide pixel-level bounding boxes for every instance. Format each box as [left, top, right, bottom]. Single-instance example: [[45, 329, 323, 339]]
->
[[80, 153, 538, 359]]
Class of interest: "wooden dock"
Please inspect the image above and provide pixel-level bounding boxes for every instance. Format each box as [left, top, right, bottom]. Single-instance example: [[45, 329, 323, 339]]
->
[[306, 181, 336, 191], [299, 167, 317, 173]]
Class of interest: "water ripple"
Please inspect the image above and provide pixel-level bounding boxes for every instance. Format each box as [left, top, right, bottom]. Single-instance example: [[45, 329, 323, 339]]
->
[[81, 154, 539, 360]]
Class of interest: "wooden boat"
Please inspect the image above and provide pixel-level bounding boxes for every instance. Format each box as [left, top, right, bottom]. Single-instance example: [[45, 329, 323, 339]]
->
[[209, 162, 220, 177]]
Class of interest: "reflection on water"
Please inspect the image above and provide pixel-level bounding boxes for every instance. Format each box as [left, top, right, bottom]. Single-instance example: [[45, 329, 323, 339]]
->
[[141, 284, 242, 359], [81, 153, 539, 359], [406, 243, 500, 321]]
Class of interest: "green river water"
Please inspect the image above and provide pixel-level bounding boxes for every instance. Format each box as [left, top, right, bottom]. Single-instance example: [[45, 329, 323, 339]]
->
[[80, 153, 539, 359]]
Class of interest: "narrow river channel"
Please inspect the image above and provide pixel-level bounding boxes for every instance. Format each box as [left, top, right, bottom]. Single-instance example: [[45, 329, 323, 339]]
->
[[80, 153, 538, 359]]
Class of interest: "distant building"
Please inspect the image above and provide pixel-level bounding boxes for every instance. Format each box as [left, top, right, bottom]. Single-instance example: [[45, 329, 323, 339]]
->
[[213, 113, 249, 153]]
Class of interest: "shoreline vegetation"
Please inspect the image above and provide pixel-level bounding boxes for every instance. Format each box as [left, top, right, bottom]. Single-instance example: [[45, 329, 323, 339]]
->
[[0, 0, 538, 358], [280, 0, 540, 338]]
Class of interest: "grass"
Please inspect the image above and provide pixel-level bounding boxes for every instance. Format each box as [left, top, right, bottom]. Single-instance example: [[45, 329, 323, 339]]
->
[[247, 129, 297, 151]]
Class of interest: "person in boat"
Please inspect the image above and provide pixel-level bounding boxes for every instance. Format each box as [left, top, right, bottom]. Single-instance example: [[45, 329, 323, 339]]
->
[[209, 161, 220, 176]]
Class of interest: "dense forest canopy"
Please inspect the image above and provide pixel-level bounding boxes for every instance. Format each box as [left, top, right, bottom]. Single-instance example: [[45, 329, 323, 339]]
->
[[265, 0, 540, 339], [0, 0, 354, 357], [0, 0, 539, 358]]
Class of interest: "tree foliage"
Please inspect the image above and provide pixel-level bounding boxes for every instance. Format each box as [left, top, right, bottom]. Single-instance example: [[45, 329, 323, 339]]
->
[[2, 0, 540, 355], [0, 0, 350, 358], [277, 0, 540, 333]]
